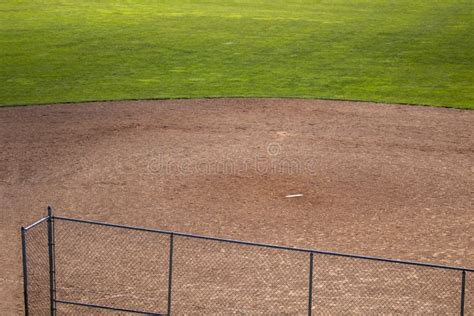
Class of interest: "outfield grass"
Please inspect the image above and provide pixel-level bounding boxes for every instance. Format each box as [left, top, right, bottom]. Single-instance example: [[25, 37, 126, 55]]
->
[[0, 0, 473, 108]]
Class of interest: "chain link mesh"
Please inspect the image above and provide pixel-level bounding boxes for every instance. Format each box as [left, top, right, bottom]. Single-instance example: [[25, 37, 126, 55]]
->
[[24, 220, 50, 315], [55, 304, 134, 315], [312, 254, 461, 315], [22, 217, 472, 315], [467, 272, 473, 316], [171, 236, 308, 314], [54, 219, 170, 314]]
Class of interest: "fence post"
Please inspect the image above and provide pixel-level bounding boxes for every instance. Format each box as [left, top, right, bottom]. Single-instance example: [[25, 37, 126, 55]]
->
[[167, 233, 174, 316], [21, 227, 29, 316], [308, 252, 314, 316], [460, 270, 466, 316], [47, 206, 56, 315]]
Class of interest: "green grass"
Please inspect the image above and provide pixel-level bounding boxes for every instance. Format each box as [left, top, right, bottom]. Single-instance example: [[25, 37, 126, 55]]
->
[[0, 0, 473, 108]]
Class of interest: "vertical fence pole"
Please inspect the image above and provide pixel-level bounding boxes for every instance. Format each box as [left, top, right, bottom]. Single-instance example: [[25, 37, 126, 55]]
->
[[460, 270, 466, 316], [167, 233, 174, 316], [47, 206, 56, 316], [308, 252, 314, 316], [21, 227, 29, 316]]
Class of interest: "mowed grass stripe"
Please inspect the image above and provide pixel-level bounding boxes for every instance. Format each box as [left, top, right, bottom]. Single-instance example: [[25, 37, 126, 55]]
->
[[0, 0, 473, 108]]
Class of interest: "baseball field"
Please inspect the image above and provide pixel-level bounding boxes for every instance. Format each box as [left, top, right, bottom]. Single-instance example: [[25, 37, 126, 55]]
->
[[0, 0, 473, 314]]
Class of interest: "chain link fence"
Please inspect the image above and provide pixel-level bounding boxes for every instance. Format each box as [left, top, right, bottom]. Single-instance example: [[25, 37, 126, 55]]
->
[[22, 211, 473, 315], [22, 218, 50, 315]]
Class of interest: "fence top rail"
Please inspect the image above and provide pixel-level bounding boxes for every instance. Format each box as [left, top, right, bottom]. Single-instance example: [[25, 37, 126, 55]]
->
[[50, 215, 474, 273], [23, 216, 49, 231]]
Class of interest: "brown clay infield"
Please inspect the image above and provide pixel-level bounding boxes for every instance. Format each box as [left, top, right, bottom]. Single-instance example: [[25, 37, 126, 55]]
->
[[0, 98, 473, 314]]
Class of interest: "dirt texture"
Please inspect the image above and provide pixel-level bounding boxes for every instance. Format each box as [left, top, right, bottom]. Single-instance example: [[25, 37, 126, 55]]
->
[[0, 98, 473, 314]]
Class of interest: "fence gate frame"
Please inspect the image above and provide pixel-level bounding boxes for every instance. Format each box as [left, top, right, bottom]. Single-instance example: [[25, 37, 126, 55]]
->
[[21, 206, 472, 315]]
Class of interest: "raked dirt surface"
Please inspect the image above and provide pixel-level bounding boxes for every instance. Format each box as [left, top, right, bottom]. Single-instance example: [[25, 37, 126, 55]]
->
[[0, 98, 473, 314]]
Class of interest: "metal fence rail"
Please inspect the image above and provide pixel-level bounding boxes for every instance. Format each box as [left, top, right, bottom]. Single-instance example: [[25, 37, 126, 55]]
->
[[22, 207, 473, 315]]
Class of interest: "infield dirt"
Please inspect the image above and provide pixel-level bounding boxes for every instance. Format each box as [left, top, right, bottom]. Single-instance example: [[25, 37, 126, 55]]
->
[[0, 98, 473, 314]]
